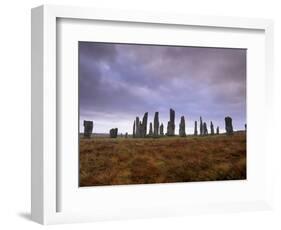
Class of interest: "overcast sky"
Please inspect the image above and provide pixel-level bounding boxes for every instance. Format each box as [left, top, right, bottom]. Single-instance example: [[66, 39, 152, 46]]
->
[[79, 42, 246, 134]]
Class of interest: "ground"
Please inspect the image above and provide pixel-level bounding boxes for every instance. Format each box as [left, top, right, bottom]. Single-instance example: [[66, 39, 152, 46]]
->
[[79, 132, 246, 186]]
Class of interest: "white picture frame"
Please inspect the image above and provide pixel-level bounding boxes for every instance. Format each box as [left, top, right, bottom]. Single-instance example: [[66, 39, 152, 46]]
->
[[31, 5, 274, 225]]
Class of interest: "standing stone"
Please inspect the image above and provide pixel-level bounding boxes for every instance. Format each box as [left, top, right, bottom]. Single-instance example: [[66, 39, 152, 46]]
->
[[225, 116, 233, 135], [125, 132, 128, 138], [83, 120, 93, 138], [109, 128, 118, 138], [160, 123, 164, 136], [245, 124, 247, 131], [199, 116, 203, 136], [179, 116, 186, 137], [203, 122, 208, 135], [210, 121, 214, 135], [133, 121, 136, 138], [149, 122, 153, 136], [167, 108, 175, 136], [140, 112, 148, 137], [167, 121, 170, 135], [139, 121, 142, 137], [216, 126, 219, 135], [194, 121, 198, 136], [135, 117, 140, 138], [154, 112, 159, 137]]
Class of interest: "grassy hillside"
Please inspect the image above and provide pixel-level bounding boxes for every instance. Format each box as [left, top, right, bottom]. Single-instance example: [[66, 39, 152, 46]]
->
[[79, 132, 246, 186]]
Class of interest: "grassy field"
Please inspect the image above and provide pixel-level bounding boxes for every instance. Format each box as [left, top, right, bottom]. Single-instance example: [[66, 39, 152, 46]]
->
[[79, 132, 246, 186]]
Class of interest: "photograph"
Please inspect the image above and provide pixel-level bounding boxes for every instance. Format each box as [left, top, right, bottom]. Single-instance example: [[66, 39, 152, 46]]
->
[[79, 42, 247, 187]]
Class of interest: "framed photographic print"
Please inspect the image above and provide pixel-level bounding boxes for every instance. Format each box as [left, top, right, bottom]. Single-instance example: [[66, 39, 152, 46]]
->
[[78, 42, 247, 187], [31, 5, 274, 225]]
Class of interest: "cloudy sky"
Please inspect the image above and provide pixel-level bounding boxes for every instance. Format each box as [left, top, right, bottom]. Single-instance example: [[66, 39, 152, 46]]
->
[[79, 42, 246, 134]]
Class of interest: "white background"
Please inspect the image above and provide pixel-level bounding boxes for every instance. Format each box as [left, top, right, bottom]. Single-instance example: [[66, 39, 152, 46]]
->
[[0, 0, 280, 229]]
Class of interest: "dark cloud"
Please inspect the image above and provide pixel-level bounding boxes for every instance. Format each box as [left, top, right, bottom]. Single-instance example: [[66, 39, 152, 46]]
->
[[79, 42, 246, 134]]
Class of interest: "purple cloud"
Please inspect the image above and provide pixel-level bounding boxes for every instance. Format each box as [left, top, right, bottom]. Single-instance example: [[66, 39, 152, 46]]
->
[[79, 42, 246, 134]]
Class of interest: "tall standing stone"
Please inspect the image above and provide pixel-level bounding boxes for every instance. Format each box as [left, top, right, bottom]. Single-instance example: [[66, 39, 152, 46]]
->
[[139, 121, 142, 137], [135, 117, 140, 138], [200, 116, 203, 136], [179, 116, 186, 137], [167, 121, 170, 135], [141, 112, 148, 137], [225, 116, 233, 135], [194, 121, 198, 136], [167, 108, 175, 136], [83, 120, 93, 138], [109, 128, 118, 138], [203, 122, 208, 135], [154, 112, 159, 137], [160, 123, 164, 136], [133, 121, 135, 138], [216, 126, 219, 135], [149, 122, 153, 136], [210, 121, 214, 135]]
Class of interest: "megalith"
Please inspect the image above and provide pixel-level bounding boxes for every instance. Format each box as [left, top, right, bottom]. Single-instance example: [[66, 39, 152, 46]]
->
[[135, 117, 140, 138], [167, 108, 175, 136], [194, 121, 198, 136], [200, 116, 203, 136], [203, 122, 208, 135], [210, 121, 214, 135], [83, 120, 93, 138], [133, 121, 136, 138], [149, 122, 153, 136], [179, 116, 186, 137], [141, 112, 148, 137], [160, 123, 164, 136], [225, 116, 233, 135], [154, 112, 159, 137], [109, 128, 118, 138]]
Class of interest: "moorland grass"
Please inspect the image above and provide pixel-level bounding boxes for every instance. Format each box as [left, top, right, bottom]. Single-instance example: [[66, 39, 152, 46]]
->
[[79, 132, 246, 186]]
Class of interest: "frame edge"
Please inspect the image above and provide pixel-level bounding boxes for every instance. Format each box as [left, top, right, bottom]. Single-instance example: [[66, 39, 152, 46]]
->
[[31, 4, 275, 224], [31, 5, 44, 225]]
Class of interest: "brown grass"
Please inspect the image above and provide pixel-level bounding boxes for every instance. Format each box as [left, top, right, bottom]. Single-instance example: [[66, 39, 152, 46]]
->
[[79, 132, 246, 186]]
